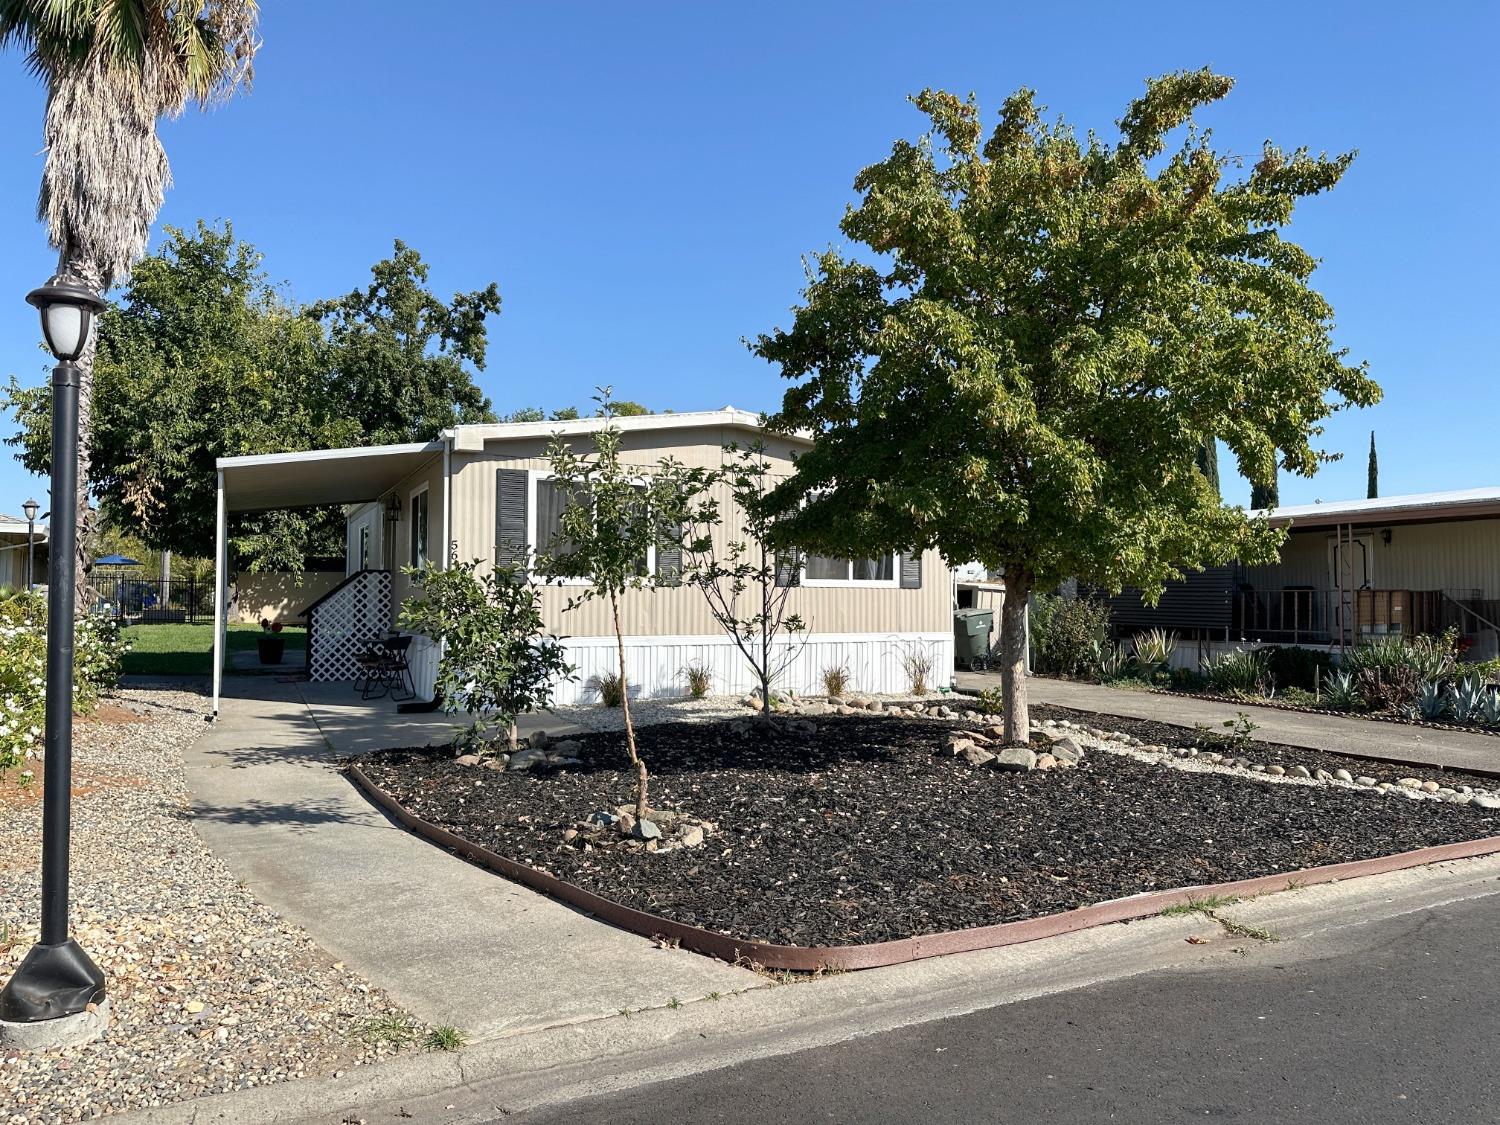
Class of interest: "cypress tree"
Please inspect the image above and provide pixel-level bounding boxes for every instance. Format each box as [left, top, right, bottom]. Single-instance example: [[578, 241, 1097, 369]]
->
[[1367, 431, 1378, 499], [1251, 469, 1279, 511], [1196, 436, 1221, 499]]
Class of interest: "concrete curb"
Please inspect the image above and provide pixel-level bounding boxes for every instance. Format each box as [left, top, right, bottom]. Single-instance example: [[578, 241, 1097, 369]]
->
[[347, 761, 1500, 971], [115, 852, 1500, 1124]]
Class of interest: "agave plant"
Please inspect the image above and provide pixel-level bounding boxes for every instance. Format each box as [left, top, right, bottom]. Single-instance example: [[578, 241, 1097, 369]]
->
[[1446, 676, 1490, 724], [1321, 670, 1361, 711], [1410, 679, 1450, 721], [1131, 627, 1177, 672], [1479, 689, 1500, 730]]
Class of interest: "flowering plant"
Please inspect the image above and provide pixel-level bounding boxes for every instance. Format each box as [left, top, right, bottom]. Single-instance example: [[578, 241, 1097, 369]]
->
[[0, 592, 129, 771], [259, 617, 284, 633]]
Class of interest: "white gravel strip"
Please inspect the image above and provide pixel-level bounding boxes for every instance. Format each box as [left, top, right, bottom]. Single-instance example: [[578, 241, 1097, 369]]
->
[[0, 688, 426, 1124]]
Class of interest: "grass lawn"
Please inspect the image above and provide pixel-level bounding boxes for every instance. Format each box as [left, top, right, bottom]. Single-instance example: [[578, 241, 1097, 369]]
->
[[121, 622, 307, 676]]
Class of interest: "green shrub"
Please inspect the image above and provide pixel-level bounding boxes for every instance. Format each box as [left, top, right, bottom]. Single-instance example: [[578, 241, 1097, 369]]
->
[[1030, 594, 1111, 679], [1341, 631, 1460, 712], [1202, 648, 1271, 696], [975, 686, 1005, 715], [1169, 665, 1208, 692], [1258, 646, 1334, 693], [0, 593, 129, 771], [1279, 686, 1319, 707]]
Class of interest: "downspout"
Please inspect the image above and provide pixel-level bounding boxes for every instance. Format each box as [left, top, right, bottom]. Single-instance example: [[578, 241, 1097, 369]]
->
[[211, 471, 226, 719], [442, 434, 452, 571]]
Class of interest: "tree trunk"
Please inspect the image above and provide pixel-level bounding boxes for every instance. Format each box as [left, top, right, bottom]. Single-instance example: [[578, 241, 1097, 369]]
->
[[506, 719, 518, 752], [59, 247, 105, 614], [1000, 572, 1032, 745], [756, 558, 773, 725], [609, 591, 648, 818]]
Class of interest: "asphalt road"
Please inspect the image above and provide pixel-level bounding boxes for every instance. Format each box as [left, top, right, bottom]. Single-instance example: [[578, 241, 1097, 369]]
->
[[508, 893, 1500, 1125]]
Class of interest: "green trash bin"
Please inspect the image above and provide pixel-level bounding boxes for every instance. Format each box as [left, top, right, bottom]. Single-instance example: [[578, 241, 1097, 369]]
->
[[953, 608, 994, 670]]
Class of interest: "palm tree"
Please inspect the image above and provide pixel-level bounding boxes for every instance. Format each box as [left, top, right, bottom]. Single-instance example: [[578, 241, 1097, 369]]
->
[[1, 1, 258, 595]]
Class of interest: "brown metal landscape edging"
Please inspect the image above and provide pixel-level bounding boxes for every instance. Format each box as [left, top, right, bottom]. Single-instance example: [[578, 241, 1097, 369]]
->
[[345, 763, 1500, 972]]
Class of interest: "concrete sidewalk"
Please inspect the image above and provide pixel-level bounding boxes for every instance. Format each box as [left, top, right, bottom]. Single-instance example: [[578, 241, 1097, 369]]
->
[[183, 677, 758, 1041], [958, 672, 1500, 774]]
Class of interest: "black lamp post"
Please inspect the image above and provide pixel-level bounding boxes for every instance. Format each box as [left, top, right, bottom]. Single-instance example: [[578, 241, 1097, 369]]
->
[[0, 275, 108, 1028], [22, 497, 40, 591]]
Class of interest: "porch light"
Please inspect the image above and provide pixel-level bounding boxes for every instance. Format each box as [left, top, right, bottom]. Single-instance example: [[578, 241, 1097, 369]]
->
[[25, 275, 106, 363], [384, 494, 402, 523]]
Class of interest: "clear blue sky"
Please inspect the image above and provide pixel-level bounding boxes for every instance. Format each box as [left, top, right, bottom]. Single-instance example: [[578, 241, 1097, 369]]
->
[[2, 0, 1496, 522]]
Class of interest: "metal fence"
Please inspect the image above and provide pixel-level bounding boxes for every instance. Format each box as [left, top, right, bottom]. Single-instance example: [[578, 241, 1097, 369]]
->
[[1232, 587, 1494, 646], [88, 576, 213, 625]]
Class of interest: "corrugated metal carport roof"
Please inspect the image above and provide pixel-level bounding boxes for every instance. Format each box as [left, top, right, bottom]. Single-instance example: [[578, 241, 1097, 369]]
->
[[216, 441, 444, 514], [1258, 487, 1500, 530]]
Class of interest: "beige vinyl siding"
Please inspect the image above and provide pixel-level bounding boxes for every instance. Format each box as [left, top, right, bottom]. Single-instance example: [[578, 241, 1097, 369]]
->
[[1245, 519, 1500, 596], [447, 424, 951, 638], [379, 453, 446, 616]]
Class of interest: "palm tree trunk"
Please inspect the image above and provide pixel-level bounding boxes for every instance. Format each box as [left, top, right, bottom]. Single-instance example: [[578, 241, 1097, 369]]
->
[[57, 246, 105, 614], [609, 591, 648, 818]]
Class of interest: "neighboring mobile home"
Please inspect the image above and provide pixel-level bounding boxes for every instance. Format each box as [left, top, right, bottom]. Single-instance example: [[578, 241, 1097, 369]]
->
[[0, 513, 46, 591], [1102, 488, 1500, 664], [211, 410, 953, 713]]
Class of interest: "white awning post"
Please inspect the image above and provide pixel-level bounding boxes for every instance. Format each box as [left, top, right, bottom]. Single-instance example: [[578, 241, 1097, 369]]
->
[[212, 471, 227, 718]]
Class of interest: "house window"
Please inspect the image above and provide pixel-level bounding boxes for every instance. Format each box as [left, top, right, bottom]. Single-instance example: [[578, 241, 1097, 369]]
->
[[409, 486, 429, 568], [358, 526, 370, 570], [803, 554, 896, 586], [533, 477, 650, 580]]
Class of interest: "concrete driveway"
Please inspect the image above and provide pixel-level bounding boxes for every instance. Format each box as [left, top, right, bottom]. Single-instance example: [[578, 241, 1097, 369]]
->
[[959, 672, 1500, 775], [183, 677, 759, 1041]]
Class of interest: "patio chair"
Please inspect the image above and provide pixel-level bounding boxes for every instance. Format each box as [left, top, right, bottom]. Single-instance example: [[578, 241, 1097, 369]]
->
[[357, 634, 415, 701], [354, 634, 396, 700]]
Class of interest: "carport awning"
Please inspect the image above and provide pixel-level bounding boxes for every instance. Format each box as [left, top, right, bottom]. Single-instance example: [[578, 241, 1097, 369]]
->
[[217, 441, 444, 514]]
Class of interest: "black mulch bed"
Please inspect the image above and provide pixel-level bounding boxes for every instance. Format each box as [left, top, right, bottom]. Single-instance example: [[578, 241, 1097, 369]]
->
[[354, 714, 1500, 948], [1032, 704, 1494, 788]]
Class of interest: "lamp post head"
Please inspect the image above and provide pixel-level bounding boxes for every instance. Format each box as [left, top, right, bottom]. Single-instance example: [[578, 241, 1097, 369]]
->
[[26, 274, 106, 363], [22, 498, 40, 524]]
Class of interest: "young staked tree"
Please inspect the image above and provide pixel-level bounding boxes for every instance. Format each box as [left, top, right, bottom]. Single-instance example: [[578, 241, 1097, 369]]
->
[[682, 441, 808, 719], [399, 559, 573, 752], [539, 389, 695, 818], [1, 0, 259, 597], [754, 70, 1380, 744], [1367, 431, 1379, 499]]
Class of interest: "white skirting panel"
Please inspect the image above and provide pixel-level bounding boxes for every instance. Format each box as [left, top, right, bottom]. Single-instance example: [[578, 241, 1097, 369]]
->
[[549, 631, 955, 705], [408, 632, 441, 700]]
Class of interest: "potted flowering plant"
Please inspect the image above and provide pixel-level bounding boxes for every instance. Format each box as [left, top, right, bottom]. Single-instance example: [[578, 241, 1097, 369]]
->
[[258, 617, 286, 665]]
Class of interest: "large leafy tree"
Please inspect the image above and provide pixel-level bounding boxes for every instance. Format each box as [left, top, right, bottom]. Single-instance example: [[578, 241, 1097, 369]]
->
[[7, 222, 353, 567], [1, 0, 258, 593], [6, 224, 505, 571], [308, 241, 500, 444], [755, 71, 1379, 742]]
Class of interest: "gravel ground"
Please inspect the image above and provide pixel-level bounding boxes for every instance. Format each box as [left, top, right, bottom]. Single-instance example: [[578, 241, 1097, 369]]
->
[[0, 688, 425, 1124], [547, 695, 748, 733], [357, 711, 1500, 947]]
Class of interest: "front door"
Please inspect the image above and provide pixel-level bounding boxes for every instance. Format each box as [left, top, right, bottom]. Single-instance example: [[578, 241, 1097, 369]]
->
[[1327, 533, 1374, 644]]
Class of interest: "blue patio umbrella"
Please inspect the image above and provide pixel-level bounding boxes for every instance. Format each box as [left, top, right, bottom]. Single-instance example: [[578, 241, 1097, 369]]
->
[[93, 554, 141, 566]]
